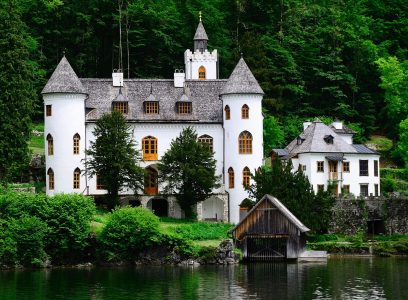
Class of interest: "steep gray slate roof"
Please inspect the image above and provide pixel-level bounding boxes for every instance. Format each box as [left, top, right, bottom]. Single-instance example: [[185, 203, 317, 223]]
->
[[42, 56, 86, 94], [285, 120, 358, 155], [221, 58, 264, 95], [82, 79, 227, 123], [194, 22, 208, 40], [353, 144, 379, 154]]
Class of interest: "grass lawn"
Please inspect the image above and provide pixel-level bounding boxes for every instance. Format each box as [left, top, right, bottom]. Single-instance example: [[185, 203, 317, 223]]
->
[[90, 209, 232, 247], [29, 123, 44, 155]]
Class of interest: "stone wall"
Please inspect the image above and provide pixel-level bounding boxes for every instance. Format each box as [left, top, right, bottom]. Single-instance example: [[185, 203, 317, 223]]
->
[[329, 196, 408, 235]]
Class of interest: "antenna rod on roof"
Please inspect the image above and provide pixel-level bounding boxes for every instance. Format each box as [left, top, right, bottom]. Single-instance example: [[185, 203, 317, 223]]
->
[[118, 0, 123, 72]]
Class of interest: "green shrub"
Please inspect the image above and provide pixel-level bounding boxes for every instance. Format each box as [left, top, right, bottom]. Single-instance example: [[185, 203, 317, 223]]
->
[[98, 207, 160, 261], [0, 219, 16, 266], [158, 232, 197, 258], [44, 194, 95, 263], [10, 215, 47, 267]]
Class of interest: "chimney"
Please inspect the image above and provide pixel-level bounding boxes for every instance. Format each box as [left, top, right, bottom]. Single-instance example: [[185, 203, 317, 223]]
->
[[333, 120, 343, 130], [174, 69, 185, 88], [112, 70, 123, 87], [303, 121, 312, 131]]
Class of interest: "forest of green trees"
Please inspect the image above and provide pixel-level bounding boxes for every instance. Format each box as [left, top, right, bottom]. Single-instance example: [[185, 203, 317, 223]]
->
[[0, 0, 407, 180]]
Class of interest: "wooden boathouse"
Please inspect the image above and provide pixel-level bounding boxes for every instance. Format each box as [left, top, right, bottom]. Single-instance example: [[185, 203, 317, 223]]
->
[[231, 194, 310, 260]]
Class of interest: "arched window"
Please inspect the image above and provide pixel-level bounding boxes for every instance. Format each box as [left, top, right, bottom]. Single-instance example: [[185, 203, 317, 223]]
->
[[47, 168, 54, 190], [73, 168, 80, 189], [243, 167, 250, 187], [241, 104, 249, 119], [73, 133, 80, 155], [224, 105, 230, 120], [238, 131, 252, 154], [228, 167, 234, 189], [198, 66, 206, 80], [46, 134, 54, 156], [198, 135, 213, 152], [142, 136, 158, 160]]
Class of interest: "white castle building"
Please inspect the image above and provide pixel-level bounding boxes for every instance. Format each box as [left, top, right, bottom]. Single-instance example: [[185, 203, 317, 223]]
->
[[271, 119, 381, 197], [42, 21, 264, 224]]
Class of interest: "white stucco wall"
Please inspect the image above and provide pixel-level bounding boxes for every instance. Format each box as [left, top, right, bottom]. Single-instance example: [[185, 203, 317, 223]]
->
[[44, 93, 86, 195], [85, 123, 224, 195], [222, 94, 264, 224], [184, 49, 217, 80], [295, 153, 380, 196]]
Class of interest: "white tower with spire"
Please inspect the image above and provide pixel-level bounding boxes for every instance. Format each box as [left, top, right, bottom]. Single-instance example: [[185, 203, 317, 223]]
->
[[184, 13, 218, 80], [42, 56, 87, 195], [221, 58, 264, 223]]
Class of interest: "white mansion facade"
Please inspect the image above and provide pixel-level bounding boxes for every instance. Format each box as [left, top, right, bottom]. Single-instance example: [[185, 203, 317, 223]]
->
[[272, 120, 381, 197], [42, 21, 264, 224]]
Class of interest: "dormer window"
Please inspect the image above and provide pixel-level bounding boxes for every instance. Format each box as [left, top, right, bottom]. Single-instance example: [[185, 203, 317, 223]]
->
[[297, 136, 305, 145], [177, 102, 192, 114], [113, 102, 128, 114], [144, 101, 159, 114], [324, 135, 334, 144]]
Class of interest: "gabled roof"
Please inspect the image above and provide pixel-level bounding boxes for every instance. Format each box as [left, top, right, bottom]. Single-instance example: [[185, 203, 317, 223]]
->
[[42, 56, 86, 94], [232, 194, 310, 234], [194, 22, 208, 40], [221, 58, 264, 95], [285, 119, 357, 155]]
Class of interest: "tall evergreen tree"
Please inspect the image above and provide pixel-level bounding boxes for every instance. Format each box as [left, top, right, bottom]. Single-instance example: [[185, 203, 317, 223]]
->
[[85, 111, 144, 209], [0, 0, 36, 182], [159, 127, 220, 219]]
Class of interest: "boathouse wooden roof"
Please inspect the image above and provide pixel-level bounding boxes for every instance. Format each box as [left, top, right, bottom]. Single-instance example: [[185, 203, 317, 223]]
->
[[231, 194, 310, 241]]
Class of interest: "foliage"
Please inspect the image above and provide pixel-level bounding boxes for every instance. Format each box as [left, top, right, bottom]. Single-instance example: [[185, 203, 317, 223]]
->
[[98, 207, 160, 261], [9, 215, 47, 267], [159, 127, 220, 218], [0, 190, 96, 264], [0, 0, 38, 182], [247, 159, 335, 232], [85, 111, 144, 209], [263, 115, 284, 155], [381, 175, 397, 194], [398, 118, 408, 169]]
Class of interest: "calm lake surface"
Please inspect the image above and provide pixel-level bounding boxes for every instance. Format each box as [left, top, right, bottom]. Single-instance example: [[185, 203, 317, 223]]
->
[[1, 257, 408, 299]]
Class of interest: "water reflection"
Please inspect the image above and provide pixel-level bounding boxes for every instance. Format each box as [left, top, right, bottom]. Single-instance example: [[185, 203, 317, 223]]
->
[[0, 257, 407, 299]]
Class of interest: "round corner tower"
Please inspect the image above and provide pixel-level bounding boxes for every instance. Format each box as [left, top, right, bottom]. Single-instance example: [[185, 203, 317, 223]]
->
[[42, 56, 87, 195], [221, 58, 264, 224]]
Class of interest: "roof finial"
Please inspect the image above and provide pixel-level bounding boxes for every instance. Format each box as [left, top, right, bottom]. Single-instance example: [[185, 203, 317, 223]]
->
[[240, 52, 243, 58], [199, 11, 202, 22], [62, 49, 66, 57], [150, 83, 153, 94]]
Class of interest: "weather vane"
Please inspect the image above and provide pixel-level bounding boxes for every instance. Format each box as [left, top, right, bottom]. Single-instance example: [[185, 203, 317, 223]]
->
[[199, 11, 202, 22]]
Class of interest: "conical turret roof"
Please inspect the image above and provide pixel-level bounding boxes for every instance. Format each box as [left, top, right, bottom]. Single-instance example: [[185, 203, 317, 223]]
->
[[42, 56, 86, 94], [221, 58, 264, 95], [194, 22, 208, 40]]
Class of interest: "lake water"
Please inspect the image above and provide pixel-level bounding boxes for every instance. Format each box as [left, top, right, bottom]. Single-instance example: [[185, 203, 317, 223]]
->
[[1, 257, 407, 299]]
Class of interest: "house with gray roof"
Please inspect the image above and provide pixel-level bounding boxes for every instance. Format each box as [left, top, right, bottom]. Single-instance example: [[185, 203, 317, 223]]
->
[[42, 19, 264, 224], [271, 119, 380, 197]]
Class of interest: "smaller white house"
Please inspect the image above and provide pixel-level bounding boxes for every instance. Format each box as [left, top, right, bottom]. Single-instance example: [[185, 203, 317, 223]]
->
[[271, 119, 381, 197]]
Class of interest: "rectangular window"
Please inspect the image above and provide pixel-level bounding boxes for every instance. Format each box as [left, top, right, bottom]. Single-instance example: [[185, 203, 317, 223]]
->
[[359, 160, 368, 176], [317, 161, 324, 172], [375, 184, 379, 197], [96, 174, 105, 190], [46, 105, 52, 116], [343, 161, 350, 173], [342, 185, 350, 195], [73, 173, 80, 189], [374, 160, 379, 177], [302, 165, 306, 171], [144, 102, 159, 114], [177, 102, 192, 114], [360, 184, 369, 197], [317, 184, 325, 192], [113, 102, 129, 114]]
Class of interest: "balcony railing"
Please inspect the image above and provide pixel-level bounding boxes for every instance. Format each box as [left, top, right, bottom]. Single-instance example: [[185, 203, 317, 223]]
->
[[329, 172, 338, 181]]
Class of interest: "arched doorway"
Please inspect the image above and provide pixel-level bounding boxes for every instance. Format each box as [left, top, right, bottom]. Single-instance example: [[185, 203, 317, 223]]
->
[[144, 166, 158, 195], [202, 196, 224, 221], [147, 198, 168, 217]]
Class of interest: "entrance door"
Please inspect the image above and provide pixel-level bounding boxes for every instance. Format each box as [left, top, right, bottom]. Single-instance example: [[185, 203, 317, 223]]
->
[[144, 167, 158, 195], [150, 198, 168, 217]]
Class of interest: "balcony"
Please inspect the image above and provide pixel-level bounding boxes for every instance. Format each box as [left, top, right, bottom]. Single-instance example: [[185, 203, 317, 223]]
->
[[329, 172, 338, 181]]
